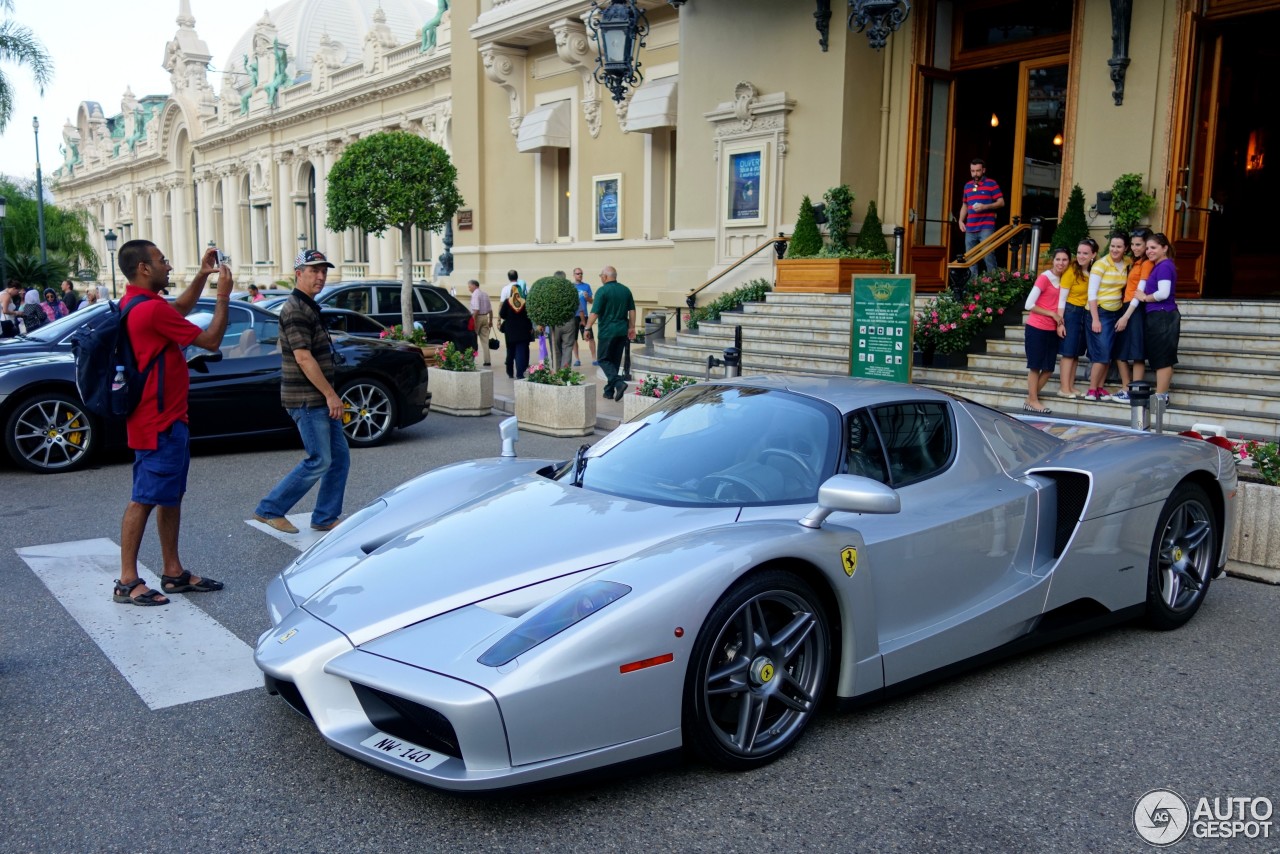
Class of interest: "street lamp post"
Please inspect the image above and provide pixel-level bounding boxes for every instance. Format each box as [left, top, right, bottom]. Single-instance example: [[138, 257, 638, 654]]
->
[[104, 229, 118, 298], [33, 117, 47, 265]]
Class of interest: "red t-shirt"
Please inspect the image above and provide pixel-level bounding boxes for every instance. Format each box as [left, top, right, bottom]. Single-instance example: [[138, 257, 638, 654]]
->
[[122, 285, 201, 450]]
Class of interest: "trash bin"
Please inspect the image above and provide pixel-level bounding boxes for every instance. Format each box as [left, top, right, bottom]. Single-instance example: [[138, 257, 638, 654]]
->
[[644, 311, 667, 342]]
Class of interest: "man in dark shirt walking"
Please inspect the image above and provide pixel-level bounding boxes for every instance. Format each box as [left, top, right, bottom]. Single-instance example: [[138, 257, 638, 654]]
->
[[585, 265, 635, 400], [253, 249, 349, 534], [958, 158, 1005, 276]]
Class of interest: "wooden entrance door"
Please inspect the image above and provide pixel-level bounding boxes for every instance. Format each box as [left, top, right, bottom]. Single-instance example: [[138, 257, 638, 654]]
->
[[906, 70, 955, 292]]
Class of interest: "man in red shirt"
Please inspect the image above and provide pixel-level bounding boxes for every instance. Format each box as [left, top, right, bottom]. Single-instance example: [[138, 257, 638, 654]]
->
[[114, 242, 235, 606]]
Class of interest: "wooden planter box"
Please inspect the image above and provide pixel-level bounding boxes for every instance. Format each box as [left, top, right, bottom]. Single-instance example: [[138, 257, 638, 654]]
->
[[774, 257, 892, 294], [1229, 480, 1280, 571], [515, 380, 597, 437], [622, 393, 663, 422], [427, 367, 493, 417]]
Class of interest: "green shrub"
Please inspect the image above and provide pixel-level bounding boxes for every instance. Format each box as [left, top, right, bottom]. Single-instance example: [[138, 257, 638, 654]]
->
[[786, 195, 823, 258], [854, 200, 890, 257], [823, 184, 855, 254], [526, 275, 579, 329], [438, 341, 477, 372], [688, 278, 772, 329], [1109, 173, 1156, 235], [1049, 184, 1090, 251]]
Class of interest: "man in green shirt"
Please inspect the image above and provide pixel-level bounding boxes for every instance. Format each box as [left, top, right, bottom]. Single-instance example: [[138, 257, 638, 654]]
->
[[585, 265, 636, 399]]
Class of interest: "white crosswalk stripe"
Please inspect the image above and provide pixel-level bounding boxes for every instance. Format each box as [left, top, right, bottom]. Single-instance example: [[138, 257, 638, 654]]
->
[[245, 512, 322, 552], [16, 538, 262, 710]]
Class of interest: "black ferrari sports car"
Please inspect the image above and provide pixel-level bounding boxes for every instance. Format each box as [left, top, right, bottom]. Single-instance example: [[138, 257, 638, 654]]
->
[[0, 298, 431, 473]]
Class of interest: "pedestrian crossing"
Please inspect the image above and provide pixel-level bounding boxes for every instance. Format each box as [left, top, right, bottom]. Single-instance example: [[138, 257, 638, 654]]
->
[[15, 518, 320, 711]]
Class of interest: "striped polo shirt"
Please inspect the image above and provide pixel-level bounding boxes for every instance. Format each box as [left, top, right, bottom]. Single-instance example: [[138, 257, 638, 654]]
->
[[1089, 254, 1128, 311], [963, 177, 1003, 230], [279, 291, 337, 408]]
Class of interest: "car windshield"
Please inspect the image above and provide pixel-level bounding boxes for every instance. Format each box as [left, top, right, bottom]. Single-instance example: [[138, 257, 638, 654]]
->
[[562, 385, 839, 506], [22, 302, 110, 343]]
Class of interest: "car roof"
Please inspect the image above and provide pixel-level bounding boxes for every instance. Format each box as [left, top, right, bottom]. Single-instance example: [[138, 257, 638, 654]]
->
[[713, 375, 956, 414]]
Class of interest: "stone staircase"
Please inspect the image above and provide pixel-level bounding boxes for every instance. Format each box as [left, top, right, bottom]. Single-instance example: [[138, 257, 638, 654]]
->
[[633, 293, 1280, 441]]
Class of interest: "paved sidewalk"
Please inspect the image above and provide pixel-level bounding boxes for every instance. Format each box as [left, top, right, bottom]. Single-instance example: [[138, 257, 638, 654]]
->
[[481, 345, 626, 432]]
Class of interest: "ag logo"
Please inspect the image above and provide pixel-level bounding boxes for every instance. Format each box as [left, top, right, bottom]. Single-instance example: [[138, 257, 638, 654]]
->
[[1134, 788, 1190, 846], [840, 546, 858, 577]]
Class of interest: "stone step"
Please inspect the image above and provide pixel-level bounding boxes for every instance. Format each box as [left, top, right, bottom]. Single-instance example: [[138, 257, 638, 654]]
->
[[968, 351, 1280, 396]]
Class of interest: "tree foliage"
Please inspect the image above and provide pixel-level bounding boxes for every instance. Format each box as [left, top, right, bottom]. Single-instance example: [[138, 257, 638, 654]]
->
[[5, 253, 64, 288], [854, 200, 890, 257], [823, 184, 855, 253], [0, 1, 53, 133], [1049, 184, 1090, 252], [527, 275, 579, 366], [787, 195, 823, 258], [0, 178, 98, 274], [1109, 172, 1156, 235], [326, 132, 464, 329]]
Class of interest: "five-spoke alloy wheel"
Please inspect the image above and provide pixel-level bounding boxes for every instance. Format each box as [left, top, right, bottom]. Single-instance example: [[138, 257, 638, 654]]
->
[[1145, 482, 1218, 630], [685, 570, 830, 770], [5, 392, 98, 474], [338, 378, 397, 448]]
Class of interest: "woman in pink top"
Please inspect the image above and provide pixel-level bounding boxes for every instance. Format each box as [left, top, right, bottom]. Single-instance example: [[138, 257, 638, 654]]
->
[[1022, 247, 1070, 413]]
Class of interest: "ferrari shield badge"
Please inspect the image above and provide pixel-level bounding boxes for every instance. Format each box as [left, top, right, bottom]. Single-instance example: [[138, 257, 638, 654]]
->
[[841, 546, 858, 577]]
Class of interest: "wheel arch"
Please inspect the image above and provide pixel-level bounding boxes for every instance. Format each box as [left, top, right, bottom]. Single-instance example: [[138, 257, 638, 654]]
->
[[1174, 470, 1226, 561]]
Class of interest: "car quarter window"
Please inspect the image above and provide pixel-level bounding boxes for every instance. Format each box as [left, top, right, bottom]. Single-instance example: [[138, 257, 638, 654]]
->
[[844, 409, 890, 484], [329, 287, 370, 314], [376, 286, 404, 316], [870, 401, 953, 486], [416, 287, 449, 313]]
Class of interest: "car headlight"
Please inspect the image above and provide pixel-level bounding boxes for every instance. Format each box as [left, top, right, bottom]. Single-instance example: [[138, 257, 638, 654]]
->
[[477, 581, 631, 667]]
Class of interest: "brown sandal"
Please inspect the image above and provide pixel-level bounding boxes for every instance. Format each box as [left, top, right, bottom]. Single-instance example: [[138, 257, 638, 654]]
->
[[113, 578, 169, 606]]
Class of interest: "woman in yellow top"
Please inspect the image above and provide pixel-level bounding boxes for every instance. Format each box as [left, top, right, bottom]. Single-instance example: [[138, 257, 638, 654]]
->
[[1055, 238, 1097, 398], [1084, 233, 1130, 401]]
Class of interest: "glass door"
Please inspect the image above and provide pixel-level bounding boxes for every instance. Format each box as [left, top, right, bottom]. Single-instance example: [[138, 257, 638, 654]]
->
[[907, 71, 955, 290], [1169, 25, 1222, 297], [1012, 58, 1068, 226]]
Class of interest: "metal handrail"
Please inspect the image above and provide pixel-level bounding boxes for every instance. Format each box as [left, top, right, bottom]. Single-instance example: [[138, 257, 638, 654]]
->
[[686, 235, 788, 308], [946, 221, 1030, 270]]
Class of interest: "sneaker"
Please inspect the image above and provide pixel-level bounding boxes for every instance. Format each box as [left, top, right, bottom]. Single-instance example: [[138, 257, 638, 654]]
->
[[591, 360, 599, 366], [1111, 391, 1130, 403], [1096, 388, 1112, 401], [574, 360, 581, 366], [254, 514, 299, 534]]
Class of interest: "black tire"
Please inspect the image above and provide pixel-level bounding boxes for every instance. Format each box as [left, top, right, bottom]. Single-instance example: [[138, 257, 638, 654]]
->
[[684, 570, 830, 770], [338, 378, 398, 448], [1145, 482, 1218, 630], [5, 392, 99, 474]]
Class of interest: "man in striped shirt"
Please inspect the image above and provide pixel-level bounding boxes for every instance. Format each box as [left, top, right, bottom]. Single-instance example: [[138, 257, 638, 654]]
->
[[958, 158, 1005, 276]]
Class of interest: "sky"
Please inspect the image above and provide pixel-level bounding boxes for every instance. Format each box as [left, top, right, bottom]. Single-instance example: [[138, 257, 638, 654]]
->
[[0, 0, 272, 181]]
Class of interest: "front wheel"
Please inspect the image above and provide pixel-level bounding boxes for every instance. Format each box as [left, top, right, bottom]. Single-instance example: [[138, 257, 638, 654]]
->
[[338, 378, 397, 448], [5, 392, 99, 474], [684, 570, 830, 771], [1145, 482, 1218, 630]]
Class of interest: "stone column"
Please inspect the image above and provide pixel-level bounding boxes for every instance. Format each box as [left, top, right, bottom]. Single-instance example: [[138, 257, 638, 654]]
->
[[312, 144, 333, 257], [150, 187, 165, 250], [276, 151, 293, 274], [376, 232, 395, 278], [222, 170, 245, 268], [168, 179, 188, 271], [196, 173, 215, 255]]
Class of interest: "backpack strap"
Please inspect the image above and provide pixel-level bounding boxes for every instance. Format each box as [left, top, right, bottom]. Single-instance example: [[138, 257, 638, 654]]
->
[[120, 296, 169, 414]]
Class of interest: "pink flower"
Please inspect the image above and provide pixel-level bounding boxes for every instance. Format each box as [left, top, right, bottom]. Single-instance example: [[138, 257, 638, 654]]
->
[[655, 389, 662, 397], [961, 312, 970, 320], [997, 307, 1005, 315], [985, 307, 993, 314]]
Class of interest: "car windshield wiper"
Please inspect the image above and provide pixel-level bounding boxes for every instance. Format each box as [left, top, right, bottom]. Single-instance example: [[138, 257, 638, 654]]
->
[[572, 443, 590, 487]]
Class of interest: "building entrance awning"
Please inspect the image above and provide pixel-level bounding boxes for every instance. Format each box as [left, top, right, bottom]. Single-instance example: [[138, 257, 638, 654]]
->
[[516, 100, 571, 152], [625, 76, 678, 132]]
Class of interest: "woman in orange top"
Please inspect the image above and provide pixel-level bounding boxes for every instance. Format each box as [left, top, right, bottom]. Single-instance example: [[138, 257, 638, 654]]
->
[[1112, 227, 1152, 401]]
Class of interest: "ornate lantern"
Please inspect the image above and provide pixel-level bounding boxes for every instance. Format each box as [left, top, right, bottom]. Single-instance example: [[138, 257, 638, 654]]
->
[[848, 0, 911, 50], [587, 0, 650, 103]]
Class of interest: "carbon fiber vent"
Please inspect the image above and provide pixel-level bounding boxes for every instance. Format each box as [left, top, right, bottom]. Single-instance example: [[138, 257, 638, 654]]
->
[[1042, 471, 1090, 557], [352, 683, 462, 759]]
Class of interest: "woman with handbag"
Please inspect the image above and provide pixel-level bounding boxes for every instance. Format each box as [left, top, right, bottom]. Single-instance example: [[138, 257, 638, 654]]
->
[[499, 289, 534, 379]]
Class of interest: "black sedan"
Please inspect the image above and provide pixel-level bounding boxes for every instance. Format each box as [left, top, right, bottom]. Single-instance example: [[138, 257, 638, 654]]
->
[[316, 281, 477, 350], [0, 299, 431, 474]]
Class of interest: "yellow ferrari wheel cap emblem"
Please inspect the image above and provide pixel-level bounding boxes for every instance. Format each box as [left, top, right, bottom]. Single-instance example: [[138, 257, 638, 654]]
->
[[1173, 547, 1183, 562], [841, 546, 858, 577], [759, 663, 774, 682]]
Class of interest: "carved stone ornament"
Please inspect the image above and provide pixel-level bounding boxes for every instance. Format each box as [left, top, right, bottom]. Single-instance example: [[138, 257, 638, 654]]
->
[[554, 17, 602, 138], [480, 43, 527, 138]]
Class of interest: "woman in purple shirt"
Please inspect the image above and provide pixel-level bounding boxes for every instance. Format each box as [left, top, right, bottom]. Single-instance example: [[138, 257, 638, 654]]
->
[[1137, 233, 1179, 404]]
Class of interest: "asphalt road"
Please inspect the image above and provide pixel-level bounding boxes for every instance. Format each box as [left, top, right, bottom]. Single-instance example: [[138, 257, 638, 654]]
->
[[1, 411, 1276, 853]]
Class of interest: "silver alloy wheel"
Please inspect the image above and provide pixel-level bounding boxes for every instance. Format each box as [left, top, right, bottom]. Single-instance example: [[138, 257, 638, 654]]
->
[[700, 588, 827, 760], [1157, 495, 1213, 612], [339, 380, 395, 446], [10, 396, 94, 472]]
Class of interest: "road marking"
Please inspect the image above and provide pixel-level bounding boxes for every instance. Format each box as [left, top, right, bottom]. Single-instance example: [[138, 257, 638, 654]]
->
[[245, 513, 323, 552], [16, 538, 262, 710]]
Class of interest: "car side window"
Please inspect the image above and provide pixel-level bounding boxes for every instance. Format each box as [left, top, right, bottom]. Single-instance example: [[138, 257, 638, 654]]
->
[[331, 288, 370, 314], [376, 286, 403, 316], [843, 408, 890, 484], [870, 402, 953, 486], [219, 306, 266, 358], [416, 287, 449, 313]]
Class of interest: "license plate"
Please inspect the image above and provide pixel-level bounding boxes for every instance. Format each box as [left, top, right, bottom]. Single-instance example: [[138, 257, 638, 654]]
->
[[359, 731, 449, 771]]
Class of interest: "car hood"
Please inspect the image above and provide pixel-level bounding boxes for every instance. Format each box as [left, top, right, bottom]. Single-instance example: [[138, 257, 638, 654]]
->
[[300, 476, 737, 646], [0, 348, 71, 372], [0, 339, 63, 360]]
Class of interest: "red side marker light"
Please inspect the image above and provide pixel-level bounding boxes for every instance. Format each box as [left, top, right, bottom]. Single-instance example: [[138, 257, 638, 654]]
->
[[619, 653, 674, 674]]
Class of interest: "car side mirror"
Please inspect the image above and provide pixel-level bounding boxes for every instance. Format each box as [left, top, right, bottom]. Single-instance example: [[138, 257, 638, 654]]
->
[[799, 474, 901, 529], [186, 350, 223, 372]]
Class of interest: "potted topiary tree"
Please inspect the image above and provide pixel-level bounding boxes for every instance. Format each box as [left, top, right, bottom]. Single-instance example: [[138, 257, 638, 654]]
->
[[1109, 173, 1156, 235], [428, 341, 493, 417], [776, 187, 892, 293], [526, 275, 581, 368], [1049, 184, 1090, 255]]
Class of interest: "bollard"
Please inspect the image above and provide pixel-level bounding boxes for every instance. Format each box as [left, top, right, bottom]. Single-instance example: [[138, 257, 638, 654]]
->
[[723, 325, 743, 377], [1151, 392, 1166, 434], [1128, 379, 1153, 431]]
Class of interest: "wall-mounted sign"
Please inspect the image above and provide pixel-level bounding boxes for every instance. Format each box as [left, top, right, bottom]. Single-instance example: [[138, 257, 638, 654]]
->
[[76, 269, 97, 282], [593, 174, 622, 240], [850, 274, 916, 384], [728, 149, 763, 223], [457, 209, 473, 230]]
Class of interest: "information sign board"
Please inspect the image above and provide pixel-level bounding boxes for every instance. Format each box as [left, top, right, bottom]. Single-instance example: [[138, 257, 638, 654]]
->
[[850, 274, 915, 383]]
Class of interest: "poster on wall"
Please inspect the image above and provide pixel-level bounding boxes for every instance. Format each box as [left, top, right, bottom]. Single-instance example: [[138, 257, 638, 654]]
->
[[593, 174, 622, 240], [728, 150, 763, 222], [850, 274, 916, 384]]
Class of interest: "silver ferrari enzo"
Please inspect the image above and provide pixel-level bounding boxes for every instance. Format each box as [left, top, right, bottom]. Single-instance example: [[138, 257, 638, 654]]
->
[[255, 377, 1238, 792]]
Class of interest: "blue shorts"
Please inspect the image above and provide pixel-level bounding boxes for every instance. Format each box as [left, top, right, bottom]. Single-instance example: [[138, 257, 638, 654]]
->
[[1086, 306, 1122, 363], [1116, 309, 1145, 362], [1024, 325, 1059, 372], [1059, 304, 1088, 358], [131, 421, 190, 507]]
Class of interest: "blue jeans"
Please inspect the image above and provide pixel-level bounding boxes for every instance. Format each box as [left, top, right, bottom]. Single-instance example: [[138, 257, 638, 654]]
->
[[255, 406, 350, 526], [965, 227, 997, 276]]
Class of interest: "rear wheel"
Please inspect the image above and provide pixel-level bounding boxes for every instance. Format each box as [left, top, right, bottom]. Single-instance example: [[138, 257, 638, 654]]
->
[[338, 378, 397, 448], [1145, 483, 1218, 630], [5, 392, 98, 474], [684, 570, 829, 770]]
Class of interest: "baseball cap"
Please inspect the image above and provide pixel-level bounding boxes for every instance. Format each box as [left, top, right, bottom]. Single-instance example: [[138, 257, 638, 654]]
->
[[294, 249, 335, 270]]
